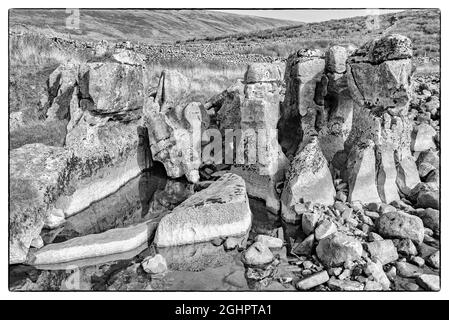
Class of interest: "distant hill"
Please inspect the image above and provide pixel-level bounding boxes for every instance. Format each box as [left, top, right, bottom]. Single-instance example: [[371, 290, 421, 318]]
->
[[9, 9, 298, 43], [188, 9, 440, 58]]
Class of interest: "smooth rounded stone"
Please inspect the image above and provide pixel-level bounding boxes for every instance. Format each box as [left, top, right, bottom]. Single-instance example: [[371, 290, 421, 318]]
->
[[426, 251, 440, 269], [141, 254, 167, 274], [302, 211, 321, 236], [316, 232, 363, 267], [154, 174, 252, 247], [295, 270, 330, 291], [281, 137, 336, 209], [314, 220, 337, 241], [325, 46, 348, 73], [327, 278, 363, 291], [292, 234, 315, 256], [394, 239, 418, 257], [242, 242, 274, 267], [364, 240, 398, 265], [411, 123, 437, 152], [410, 256, 425, 268], [413, 208, 439, 232], [376, 211, 424, 244], [255, 235, 283, 250], [364, 259, 390, 290], [245, 63, 283, 83], [416, 274, 440, 291], [27, 221, 157, 266], [395, 262, 424, 278], [364, 280, 383, 291]]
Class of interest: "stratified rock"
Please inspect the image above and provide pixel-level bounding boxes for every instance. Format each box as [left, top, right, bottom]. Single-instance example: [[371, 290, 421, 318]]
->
[[296, 270, 329, 291], [376, 211, 424, 243], [281, 137, 335, 216], [141, 254, 167, 274], [144, 70, 206, 183], [255, 235, 283, 249], [154, 173, 251, 247], [346, 141, 381, 204], [279, 49, 325, 156], [9, 144, 76, 264], [411, 123, 437, 152], [46, 61, 79, 120], [325, 46, 348, 74], [79, 62, 144, 113], [245, 63, 283, 83], [242, 242, 274, 267], [365, 240, 399, 265], [416, 274, 440, 291], [316, 232, 363, 267], [27, 221, 157, 266]]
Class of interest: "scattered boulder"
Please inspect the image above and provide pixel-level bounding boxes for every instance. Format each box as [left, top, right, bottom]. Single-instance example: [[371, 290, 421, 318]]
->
[[376, 211, 424, 244], [364, 240, 398, 265], [316, 232, 363, 267]]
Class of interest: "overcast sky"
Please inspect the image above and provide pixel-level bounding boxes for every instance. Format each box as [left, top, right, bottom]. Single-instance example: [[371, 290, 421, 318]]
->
[[215, 9, 404, 23]]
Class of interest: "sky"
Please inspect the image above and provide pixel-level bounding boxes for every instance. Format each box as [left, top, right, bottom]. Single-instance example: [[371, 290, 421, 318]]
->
[[215, 9, 404, 23]]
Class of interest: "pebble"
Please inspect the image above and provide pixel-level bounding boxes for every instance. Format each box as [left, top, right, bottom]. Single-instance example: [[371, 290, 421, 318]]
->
[[327, 278, 364, 291], [141, 254, 168, 274], [410, 256, 425, 267], [296, 271, 330, 291], [255, 234, 283, 249]]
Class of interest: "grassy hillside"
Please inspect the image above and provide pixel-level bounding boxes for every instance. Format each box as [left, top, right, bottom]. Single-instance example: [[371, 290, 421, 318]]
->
[[9, 9, 297, 44], [186, 9, 440, 59]]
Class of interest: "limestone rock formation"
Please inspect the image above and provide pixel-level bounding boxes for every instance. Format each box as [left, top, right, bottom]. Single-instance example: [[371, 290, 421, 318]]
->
[[9, 144, 76, 264], [154, 173, 252, 247], [281, 137, 335, 218], [345, 34, 420, 201], [143, 70, 207, 183]]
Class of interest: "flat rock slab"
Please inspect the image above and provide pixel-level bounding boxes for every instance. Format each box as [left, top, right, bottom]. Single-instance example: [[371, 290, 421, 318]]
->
[[26, 220, 159, 266], [154, 173, 252, 247]]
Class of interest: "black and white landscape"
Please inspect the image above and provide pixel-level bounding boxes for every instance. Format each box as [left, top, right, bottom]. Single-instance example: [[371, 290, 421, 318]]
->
[[8, 8, 440, 291]]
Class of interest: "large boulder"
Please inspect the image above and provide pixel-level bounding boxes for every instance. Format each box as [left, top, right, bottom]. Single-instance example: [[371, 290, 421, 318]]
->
[[376, 211, 425, 243], [9, 144, 76, 264], [154, 173, 252, 247], [316, 232, 363, 267], [281, 137, 335, 218]]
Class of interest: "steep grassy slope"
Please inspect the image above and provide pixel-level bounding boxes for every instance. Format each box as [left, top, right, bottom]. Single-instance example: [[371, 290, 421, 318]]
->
[[9, 9, 297, 43]]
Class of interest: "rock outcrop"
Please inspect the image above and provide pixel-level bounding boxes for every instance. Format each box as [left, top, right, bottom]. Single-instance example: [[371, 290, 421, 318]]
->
[[143, 70, 208, 183]]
